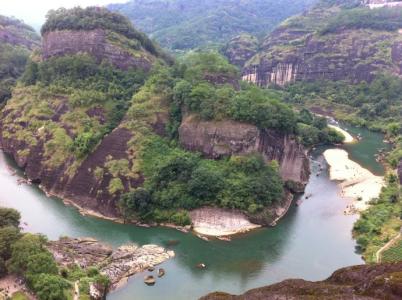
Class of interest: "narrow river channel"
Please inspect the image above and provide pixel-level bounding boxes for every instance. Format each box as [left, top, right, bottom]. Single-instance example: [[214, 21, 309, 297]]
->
[[0, 125, 388, 300]]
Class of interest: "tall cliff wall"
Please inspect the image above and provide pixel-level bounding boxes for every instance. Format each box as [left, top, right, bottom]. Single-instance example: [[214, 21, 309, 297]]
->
[[179, 115, 310, 192], [42, 29, 155, 71], [242, 6, 402, 87]]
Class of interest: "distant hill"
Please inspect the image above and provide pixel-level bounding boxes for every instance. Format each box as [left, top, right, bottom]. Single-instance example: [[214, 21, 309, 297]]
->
[[0, 15, 40, 104], [108, 0, 317, 52]]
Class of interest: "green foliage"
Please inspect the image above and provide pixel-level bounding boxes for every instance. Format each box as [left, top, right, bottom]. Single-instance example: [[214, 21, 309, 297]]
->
[[71, 130, 102, 158], [109, 0, 316, 51], [321, 6, 402, 34], [0, 207, 21, 228], [8, 234, 48, 275], [285, 74, 402, 130], [41, 7, 166, 59], [0, 226, 20, 260], [353, 177, 401, 261], [32, 273, 70, 300]]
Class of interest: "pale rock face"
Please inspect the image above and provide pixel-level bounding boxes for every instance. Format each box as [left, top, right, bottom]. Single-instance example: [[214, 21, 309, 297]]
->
[[42, 29, 153, 71]]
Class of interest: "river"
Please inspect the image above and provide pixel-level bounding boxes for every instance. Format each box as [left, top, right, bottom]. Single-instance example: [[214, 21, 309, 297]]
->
[[0, 125, 388, 300]]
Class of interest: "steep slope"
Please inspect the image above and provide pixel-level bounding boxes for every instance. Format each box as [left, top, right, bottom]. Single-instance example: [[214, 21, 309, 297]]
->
[[0, 16, 40, 104], [108, 0, 317, 52], [201, 262, 402, 300], [0, 7, 168, 217], [242, 0, 402, 86], [0, 8, 345, 229]]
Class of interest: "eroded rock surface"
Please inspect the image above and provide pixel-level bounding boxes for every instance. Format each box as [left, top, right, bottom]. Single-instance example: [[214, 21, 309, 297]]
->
[[48, 237, 174, 290], [179, 115, 310, 191], [42, 29, 155, 71], [200, 262, 402, 300]]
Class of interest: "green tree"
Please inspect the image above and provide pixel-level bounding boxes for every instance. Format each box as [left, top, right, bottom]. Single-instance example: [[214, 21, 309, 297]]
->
[[8, 234, 47, 275], [0, 226, 20, 260], [0, 207, 21, 228], [32, 273, 70, 300]]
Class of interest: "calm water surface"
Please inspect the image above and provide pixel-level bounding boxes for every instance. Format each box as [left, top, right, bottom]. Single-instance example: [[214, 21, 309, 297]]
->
[[0, 126, 387, 300]]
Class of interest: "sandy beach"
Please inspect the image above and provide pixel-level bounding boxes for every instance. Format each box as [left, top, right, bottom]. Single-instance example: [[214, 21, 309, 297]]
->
[[328, 124, 355, 143], [190, 207, 261, 237], [323, 148, 384, 211]]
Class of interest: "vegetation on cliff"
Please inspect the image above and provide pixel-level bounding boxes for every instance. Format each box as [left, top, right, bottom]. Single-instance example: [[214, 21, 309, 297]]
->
[[0, 207, 109, 300], [41, 7, 169, 61], [116, 52, 342, 224], [1, 6, 342, 227], [0, 16, 39, 105], [108, 0, 316, 52]]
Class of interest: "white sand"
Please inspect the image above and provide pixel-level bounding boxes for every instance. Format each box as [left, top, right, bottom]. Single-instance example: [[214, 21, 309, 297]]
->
[[328, 124, 355, 143], [323, 149, 384, 211], [190, 207, 261, 237]]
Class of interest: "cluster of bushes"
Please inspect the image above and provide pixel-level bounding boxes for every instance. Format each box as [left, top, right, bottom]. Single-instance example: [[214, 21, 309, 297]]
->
[[41, 7, 166, 59], [321, 6, 402, 34], [0, 207, 109, 299], [353, 175, 401, 261]]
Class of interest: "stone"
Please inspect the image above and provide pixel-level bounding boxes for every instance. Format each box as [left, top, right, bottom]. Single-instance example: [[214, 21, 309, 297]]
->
[[144, 275, 156, 286], [158, 268, 165, 278]]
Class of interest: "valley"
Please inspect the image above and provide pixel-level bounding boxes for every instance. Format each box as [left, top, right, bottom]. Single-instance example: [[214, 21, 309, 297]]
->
[[0, 0, 401, 299]]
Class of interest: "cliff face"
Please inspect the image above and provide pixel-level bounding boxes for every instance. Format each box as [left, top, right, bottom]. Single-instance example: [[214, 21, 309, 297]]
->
[[201, 261, 402, 300], [242, 6, 402, 86], [42, 29, 155, 71], [222, 34, 259, 68], [179, 115, 310, 191]]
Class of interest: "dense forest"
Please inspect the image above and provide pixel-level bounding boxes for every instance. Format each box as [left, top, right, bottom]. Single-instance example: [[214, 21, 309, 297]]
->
[[108, 0, 317, 52]]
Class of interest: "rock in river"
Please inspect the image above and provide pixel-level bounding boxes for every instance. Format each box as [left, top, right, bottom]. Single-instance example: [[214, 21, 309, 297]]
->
[[48, 237, 175, 290]]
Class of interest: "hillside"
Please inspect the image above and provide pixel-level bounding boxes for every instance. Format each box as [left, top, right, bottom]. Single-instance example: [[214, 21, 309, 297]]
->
[[0, 7, 346, 229], [235, 0, 402, 263], [201, 261, 402, 299], [108, 0, 317, 52], [0, 15, 40, 104], [241, 0, 402, 86]]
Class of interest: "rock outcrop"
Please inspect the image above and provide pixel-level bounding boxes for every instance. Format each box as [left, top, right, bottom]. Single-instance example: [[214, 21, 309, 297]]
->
[[222, 34, 259, 68], [48, 237, 175, 290], [42, 29, 155, 71], [241, 5, 402, 86], [398, 160, 402, 184], [200, 261, 402, 300], [179, 115, 310, 191]]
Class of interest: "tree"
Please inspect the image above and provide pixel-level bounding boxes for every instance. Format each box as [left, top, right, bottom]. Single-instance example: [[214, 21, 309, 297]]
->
[[119, 188, 152, 220], [26, 252, 59, 285], [32, 274, 70, 300], [8, 234, 47, 275], [0, 226, 20, 260], [0, 207, 21, 228]]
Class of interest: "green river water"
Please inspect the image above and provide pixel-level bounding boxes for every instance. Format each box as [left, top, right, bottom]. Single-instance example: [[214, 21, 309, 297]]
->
[[0, 125, 389, 300]]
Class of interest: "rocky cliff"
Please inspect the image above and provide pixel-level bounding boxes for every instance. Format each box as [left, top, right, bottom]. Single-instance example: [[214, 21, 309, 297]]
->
[[201, 261, 402, 300], [241, 4, 402, 86], [179, 115, 310, 191], [42, 29, 155, 71]]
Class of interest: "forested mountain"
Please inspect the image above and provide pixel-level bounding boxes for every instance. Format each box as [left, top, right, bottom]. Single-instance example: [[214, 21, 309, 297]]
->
[[0, 15, 40, 104], [108, 0, 317, 52]]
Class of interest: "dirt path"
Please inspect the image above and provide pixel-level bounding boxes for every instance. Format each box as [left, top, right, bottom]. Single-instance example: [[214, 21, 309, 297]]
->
[[376, 232, 402, 263]]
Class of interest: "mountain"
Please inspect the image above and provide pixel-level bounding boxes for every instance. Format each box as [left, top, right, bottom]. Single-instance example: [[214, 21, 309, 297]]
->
[[0, 6, 346, 229], [241, 0, 402, 86], [108, 0, 317, 52], [0, 15, 40, 104]]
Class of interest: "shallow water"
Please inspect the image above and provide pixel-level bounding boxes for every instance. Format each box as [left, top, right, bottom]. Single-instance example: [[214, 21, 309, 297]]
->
[[0, 126, 386, 300]]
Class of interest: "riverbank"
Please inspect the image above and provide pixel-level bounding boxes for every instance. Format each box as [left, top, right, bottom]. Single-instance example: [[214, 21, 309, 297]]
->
[[190, 207, 261, 237], [328, 124, 355, 143], [323, 148, 384, 211]]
